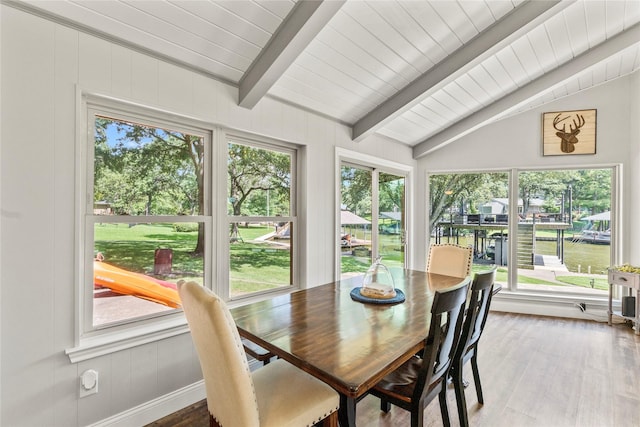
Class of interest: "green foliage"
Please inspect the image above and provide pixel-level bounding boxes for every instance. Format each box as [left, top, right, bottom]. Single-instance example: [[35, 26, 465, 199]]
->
[[428, 173, 508, 233], [93, 117, 204, 217], [518, 170, 576, 216], [228, 142, 291, 217], [379, 172, 404, 213], [173, 223, 199, 233], [570, 169, 612, 215], [341, 166, 372, 216]]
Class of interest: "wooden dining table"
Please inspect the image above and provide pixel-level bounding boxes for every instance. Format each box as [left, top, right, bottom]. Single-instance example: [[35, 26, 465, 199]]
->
[[230, 269, 468, 427]]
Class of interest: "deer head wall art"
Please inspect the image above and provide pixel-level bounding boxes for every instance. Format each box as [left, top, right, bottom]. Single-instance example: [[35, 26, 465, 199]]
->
[[542, 109, 596, 156]]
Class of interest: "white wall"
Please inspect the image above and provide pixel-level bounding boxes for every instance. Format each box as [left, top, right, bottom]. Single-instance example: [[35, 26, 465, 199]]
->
[[628, 71, 640, 263], [0, 6, 415, 426], [415, 74, 638, 270]]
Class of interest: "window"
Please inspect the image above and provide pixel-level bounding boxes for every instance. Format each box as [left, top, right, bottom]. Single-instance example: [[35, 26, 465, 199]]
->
[[227, 138, 296, 298], [86, 107, 209, 330], [428, 167, 614, 296], [71, 96, 300, 360]]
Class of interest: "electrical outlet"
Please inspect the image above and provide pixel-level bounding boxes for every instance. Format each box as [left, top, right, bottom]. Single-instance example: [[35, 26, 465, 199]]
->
[[79, 369, 99, 398]]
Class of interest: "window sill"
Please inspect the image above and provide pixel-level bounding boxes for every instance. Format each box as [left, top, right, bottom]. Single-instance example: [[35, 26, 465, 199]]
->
[[66, 288, 297, 363], [66, 314, 189, 363]]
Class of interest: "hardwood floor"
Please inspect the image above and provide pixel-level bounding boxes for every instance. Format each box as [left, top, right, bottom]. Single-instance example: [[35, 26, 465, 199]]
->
[[146, 312, 640, 427]]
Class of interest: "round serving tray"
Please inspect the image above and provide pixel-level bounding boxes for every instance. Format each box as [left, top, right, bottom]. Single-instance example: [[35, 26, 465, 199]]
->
[[350, 287, 406, 305]]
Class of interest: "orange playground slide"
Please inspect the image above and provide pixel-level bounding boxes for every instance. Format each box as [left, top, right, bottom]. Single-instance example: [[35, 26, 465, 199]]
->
[[94, 261, 181, 308]]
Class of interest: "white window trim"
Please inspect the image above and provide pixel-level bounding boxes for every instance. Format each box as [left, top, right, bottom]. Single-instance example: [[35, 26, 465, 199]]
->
[[425, 163, 622, 310], [67, 89, 302, 362], [68, 89, 216, 362]]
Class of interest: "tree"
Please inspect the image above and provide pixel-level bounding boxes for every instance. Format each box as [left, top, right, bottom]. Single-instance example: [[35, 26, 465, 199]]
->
[[379, 173, 404, 213], [518, 170, 576, 217], [569, 169, 611, 216], [428, 173, 505, 234], [94, 118, 206, 254], [340, 166, 371, 216], [227, 143, 291, 237]]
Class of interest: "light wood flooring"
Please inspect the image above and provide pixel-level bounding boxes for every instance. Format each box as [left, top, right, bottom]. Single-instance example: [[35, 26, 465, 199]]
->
[[146, 312, 640, 427]]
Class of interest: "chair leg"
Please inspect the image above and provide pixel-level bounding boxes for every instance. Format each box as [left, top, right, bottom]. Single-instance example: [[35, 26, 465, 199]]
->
[[411, 403, 425, 427], [380, 397, 391, 413], [209, 414, 221, 427], [453, 364, 470, 427], [471, 353, 484, 404], [320, 411, 338, 427], [438, 385, 451, 427]]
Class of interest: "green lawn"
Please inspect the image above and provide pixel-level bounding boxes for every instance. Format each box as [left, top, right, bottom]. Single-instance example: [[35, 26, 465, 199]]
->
[[96, 223, 608, 295], [94, 223, 203, 282], [96, 223, 292, 294]]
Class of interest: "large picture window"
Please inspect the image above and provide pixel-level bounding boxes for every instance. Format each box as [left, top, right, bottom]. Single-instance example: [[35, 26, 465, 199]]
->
[[429, 167, 614, 296], [87, 110, 209, 329]]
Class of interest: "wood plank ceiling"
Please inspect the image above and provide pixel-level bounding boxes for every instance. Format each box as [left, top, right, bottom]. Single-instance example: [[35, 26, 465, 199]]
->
[[12, 0, 640, 158]]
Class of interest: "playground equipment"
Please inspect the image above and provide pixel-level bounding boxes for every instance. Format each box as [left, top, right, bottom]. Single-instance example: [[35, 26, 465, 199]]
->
[[94, 260, 181, 308]]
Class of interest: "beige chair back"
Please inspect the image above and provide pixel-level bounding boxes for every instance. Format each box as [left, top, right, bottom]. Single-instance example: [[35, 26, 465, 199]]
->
[[178, 281, 259, 426], [427, 243, 473, 278]]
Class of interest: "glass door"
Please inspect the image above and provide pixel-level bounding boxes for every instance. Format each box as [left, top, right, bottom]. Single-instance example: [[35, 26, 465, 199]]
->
[[340, 164, 406, 279], [378, 172, 405, 269]]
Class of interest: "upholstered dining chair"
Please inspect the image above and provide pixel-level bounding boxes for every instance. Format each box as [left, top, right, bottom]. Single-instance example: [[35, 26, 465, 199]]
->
[[451, 267, 500, 427], [368, 278, 470, 427], [177, 281, 339, 427], [426, 243, 473, 278]]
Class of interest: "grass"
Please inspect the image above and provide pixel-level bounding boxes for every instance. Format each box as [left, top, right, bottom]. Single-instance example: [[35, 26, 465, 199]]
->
[[96, 223, 610, 296], [96, 223, 294, 295], [555, 275, 608, 291], [94, 223, 203, 282]]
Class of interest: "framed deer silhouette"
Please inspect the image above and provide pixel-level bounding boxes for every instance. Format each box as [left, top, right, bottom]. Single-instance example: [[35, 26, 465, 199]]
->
[[542, 109, 596, 156]]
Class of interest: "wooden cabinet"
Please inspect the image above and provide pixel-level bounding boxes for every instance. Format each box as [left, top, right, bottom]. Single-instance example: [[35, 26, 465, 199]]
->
[[608, 269, 640, 335]]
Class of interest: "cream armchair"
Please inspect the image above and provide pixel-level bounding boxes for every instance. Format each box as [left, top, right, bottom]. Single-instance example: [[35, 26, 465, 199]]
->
[[178, 281, 339, 427]]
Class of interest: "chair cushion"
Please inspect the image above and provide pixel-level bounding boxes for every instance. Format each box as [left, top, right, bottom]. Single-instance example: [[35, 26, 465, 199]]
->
[[373, 355, 440, 405], [253, 359, 339, 427], [373, 356, 421, 404]]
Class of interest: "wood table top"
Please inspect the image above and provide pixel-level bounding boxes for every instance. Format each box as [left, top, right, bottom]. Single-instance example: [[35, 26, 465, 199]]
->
[[231, 269, 468, 398]]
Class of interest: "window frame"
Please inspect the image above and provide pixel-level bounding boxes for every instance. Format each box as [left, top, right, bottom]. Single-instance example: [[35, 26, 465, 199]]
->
[[67, 91, 302, 362], [426, 164, 621, 298], [221, 131, 300, 302], [335, 148, 413, 278], [68, 92, 214, 362]]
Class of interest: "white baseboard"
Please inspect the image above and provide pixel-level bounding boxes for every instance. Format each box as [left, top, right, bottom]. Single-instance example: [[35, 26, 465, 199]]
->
[[89, 358, 263, 426], [88, 381, 206, 427], [491, 296, 610, 323]]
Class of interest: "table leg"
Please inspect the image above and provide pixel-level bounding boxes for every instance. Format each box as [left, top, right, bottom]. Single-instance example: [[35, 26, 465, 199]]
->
[[338, 394, 356, 427]]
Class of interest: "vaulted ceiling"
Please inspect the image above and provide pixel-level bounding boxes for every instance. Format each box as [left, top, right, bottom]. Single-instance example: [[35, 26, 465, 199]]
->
[[10, 0, 640, 158]]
